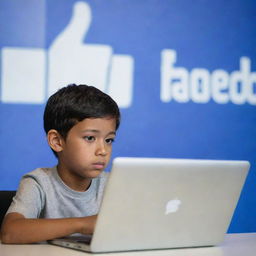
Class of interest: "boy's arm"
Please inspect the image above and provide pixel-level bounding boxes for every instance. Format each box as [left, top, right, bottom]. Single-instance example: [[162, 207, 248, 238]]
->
[[1, 212, 97, 244]]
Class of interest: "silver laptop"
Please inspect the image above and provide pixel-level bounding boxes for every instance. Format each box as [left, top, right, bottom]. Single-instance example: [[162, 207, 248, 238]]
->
[[49, 157, 250, 253]]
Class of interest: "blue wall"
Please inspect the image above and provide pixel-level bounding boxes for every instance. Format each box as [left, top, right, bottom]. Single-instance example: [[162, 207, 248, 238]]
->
[[0, 0, 256, 233]]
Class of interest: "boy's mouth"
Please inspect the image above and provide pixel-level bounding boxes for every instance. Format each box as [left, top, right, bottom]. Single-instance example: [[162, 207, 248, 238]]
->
[[92, 162, 105, 169]]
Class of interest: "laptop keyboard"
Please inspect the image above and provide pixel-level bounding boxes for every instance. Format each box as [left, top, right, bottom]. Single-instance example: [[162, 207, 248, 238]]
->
[[63, 235, 92, 244]]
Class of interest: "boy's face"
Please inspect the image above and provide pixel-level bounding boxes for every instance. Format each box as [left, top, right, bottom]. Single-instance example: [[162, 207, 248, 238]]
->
[[57, 117, 116, 188]]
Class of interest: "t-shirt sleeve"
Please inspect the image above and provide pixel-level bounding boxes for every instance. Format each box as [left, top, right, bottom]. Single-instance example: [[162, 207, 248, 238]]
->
[[6, 176, 45, 218]]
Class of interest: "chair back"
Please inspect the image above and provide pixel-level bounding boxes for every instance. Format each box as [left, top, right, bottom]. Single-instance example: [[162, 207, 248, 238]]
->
[[0, 191, 16, 226]]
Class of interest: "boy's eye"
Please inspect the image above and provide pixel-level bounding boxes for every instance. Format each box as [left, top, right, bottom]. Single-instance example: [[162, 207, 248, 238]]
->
[[84, 136, 95, 142], [105, 138, 115, 144]]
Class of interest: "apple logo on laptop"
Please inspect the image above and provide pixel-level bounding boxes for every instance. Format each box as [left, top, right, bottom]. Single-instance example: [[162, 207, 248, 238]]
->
[[165, 199, 181, 215]]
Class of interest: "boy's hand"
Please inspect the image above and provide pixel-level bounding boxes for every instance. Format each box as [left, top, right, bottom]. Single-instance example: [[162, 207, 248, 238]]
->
[[80, 215, 98, 235]]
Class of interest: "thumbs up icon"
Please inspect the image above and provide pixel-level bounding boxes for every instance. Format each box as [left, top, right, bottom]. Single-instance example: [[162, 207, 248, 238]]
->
[[1, 1, 134, 108], [48, 2, 112, 96]]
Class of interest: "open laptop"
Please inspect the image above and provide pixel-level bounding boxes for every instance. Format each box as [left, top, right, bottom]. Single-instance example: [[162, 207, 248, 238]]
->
[[49, 157, 250, 253]]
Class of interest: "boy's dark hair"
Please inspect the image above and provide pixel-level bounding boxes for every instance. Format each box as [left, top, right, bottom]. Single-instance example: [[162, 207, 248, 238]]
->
[[44, 84, 120, 156]]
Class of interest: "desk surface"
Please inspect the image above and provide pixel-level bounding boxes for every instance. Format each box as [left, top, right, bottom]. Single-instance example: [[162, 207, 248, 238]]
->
[[1, 233, 256, 256]]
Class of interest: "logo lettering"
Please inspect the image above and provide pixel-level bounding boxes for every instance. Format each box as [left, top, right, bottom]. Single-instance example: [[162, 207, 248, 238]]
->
[[161, 49, 256, 105]]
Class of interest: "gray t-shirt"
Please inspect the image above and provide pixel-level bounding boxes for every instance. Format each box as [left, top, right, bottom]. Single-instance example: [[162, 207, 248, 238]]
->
[[7, 166, 108, 219]]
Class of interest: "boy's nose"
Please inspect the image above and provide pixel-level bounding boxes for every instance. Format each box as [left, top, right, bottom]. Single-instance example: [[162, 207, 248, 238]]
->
[[95, 142, 107, 156]]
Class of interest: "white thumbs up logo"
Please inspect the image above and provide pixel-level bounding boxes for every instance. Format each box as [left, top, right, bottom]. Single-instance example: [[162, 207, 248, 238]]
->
[[1, 1, 134, 108]]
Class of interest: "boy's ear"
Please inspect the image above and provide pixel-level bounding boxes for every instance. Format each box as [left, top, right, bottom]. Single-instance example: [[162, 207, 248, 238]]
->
[[47, 129, 65, 153]]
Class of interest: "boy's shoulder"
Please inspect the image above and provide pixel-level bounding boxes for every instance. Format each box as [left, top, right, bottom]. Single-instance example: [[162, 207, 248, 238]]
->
[[23, 167, 109, 185], [24, 166, 56, 177], [22, 166, 57, 185]]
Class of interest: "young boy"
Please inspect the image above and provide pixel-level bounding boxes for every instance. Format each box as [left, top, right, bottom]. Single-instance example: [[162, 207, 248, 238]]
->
[[1, 84, 120, 244]]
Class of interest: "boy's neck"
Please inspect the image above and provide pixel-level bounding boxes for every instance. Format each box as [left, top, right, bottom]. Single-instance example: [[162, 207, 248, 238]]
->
[[56, 165, 92, 192]]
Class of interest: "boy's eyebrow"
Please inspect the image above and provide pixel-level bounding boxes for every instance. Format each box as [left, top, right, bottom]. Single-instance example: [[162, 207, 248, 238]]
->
[[82, 129, 116, 136]]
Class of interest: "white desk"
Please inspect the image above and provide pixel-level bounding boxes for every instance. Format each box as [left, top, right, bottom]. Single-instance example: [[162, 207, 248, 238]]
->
[[1, 233, 256, 256]]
